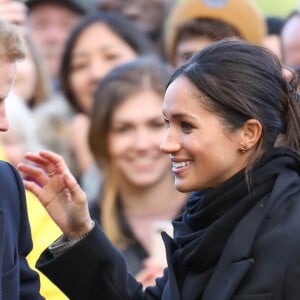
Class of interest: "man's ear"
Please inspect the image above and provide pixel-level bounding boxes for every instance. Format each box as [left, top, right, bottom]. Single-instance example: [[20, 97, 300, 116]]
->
[[239, 119, 262, 151]]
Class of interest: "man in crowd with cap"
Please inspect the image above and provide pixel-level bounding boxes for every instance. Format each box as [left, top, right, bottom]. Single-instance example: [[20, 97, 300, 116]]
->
[[164, 0, 266, 67]]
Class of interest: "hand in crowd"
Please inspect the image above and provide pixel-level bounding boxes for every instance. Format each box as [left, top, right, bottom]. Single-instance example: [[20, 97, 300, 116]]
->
[[0, 0, 27, 26], [136, 257, 166, 288], [17, 150, 94, 238]]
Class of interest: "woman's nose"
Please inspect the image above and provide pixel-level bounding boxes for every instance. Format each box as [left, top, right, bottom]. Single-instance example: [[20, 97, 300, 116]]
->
[[160, 129, 180, 154], [134, 130, 152, 151]]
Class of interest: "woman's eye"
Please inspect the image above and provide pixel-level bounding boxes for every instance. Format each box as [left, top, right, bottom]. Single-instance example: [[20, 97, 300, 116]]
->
[[111, 126, 131, 133], [70, 62, 87, 72], [181, 121, 193, 132], [105, 53, 120, 61]]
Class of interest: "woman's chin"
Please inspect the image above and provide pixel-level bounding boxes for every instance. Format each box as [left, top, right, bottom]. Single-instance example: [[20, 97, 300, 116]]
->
[[174, 181, 192, 193]]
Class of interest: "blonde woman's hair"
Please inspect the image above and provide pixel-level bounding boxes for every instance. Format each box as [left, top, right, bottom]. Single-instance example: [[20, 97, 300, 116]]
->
[[90, 57, 173, 249], [101, 168, 131, 249]]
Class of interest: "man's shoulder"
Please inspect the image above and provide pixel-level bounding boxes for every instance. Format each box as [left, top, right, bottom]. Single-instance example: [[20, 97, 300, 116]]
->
[[0, 161, 22, 191], [0, 160, 17, 174]]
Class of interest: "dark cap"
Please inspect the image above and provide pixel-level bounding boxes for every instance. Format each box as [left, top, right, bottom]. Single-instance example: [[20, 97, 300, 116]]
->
[[24, 0, 93, 14]]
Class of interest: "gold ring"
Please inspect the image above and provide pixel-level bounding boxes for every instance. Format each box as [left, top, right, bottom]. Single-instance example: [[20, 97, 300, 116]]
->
[[47, 170, 56, 177]]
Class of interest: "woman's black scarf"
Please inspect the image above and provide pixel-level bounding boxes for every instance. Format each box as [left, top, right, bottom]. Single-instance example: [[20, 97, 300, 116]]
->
[[170, 147, 300, 299]]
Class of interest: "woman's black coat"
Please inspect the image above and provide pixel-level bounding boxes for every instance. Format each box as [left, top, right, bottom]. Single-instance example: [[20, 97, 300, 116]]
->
[[36, 148, 300, 300]]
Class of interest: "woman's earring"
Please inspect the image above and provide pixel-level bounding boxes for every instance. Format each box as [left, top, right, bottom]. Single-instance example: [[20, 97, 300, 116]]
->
[[240, 145, 248, 153]]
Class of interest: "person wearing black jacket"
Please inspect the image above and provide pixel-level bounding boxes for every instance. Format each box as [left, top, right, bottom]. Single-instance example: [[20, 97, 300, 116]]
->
[[0, 20, 43, 300], [19, 39, 300, 299]]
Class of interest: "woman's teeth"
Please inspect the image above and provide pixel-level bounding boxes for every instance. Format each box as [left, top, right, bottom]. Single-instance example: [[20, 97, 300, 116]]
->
[[172, 161, 190, 169]]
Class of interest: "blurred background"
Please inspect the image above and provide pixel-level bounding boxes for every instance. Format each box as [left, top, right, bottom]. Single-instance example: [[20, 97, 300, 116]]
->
[[254, 0, 297, 17]]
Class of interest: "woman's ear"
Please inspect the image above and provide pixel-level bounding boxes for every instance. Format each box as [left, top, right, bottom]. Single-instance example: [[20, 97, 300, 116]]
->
[[239, 119, 262, 151]]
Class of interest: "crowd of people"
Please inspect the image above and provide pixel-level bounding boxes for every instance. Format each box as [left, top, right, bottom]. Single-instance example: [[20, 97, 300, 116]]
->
[[0, 0, 300, 299]]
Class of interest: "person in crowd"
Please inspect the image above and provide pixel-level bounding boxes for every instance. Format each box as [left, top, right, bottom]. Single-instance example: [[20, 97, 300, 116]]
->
[[281, 10, 300, 67], [164, 0, 265, 67], [0, 0, 80, 167], [19, 38, 300, 299], [0, 3, 72, 298], [0, 0, 27, 26], [0, 19, 43, 299], [14, 34, 51, 109], [0, 1, 51, 105], [0, 33, 49, 168], [34, 12, 154, 201], [95, 0, 175, 58], [87, 57, 186, 284], [24, 0, 94, 89], [263, 16, 285, 61], [0, 92, 42, 168]]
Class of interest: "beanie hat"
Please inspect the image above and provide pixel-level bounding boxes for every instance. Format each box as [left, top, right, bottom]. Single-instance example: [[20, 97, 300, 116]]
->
[[165, 0, 266, 63], [24, 0, 92, 14]]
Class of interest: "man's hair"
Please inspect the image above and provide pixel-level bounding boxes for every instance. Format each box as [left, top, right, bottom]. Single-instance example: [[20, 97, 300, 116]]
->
[[0, 19, 25, 60]]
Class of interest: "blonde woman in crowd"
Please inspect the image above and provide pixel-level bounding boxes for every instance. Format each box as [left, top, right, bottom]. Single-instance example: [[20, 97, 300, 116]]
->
[[86, 57, 187, 286]]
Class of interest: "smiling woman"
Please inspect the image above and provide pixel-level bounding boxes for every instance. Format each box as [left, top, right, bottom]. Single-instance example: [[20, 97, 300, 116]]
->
[[18, 39, 300, 299], [161, 76, 251, 192]]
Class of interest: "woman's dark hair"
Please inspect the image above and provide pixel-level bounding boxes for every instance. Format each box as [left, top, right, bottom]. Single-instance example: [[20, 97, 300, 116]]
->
[[89, 56, 173, 168], [60, 11, 154, 113], [168, 39, 300, 159]]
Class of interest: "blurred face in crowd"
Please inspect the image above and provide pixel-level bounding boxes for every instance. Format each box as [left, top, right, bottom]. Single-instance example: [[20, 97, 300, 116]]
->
[[0, 58, 16, 132], [108, 90, 170, 188], [174, 37, 213, 67], [14, 41, 37, 102], [281, 15, 300, 66], [69, 22, 137, 113], [96, 0, 174, 37], [27, 3, 81, 79], [0, 128, 25, 167]]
